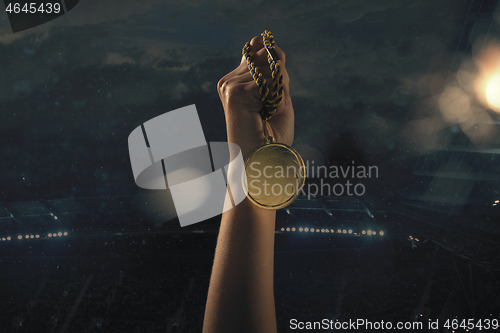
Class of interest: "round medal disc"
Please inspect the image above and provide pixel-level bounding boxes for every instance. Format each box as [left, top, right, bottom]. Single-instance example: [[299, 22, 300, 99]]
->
[[243, 143, 306, 210]]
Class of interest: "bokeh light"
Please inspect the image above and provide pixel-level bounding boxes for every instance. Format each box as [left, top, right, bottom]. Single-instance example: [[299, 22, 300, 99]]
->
[[485, 74, 500, 110]]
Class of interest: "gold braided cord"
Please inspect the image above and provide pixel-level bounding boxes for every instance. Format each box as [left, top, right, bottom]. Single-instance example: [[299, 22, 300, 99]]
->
[[242, 30, 284, 122]]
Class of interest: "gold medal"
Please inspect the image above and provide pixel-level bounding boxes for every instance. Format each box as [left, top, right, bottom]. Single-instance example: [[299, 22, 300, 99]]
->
[[243, 137, 305, 210], [241, 30, 306, 210]]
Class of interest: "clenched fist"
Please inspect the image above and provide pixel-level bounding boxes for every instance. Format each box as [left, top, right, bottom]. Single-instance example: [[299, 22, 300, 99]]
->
[[217, 35, 294, 160]]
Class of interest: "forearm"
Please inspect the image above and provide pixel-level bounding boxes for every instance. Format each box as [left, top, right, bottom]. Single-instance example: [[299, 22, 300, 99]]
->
[[203, 198, 277, 333]]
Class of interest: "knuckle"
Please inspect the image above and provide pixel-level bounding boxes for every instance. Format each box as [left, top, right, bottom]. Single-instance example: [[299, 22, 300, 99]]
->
[[217, 76, 227, 93], [219, 78, 241, 99], [250, 36, 262, 46]]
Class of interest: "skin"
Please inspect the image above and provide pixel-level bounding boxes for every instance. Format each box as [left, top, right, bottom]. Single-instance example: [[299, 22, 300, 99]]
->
[[202, 36, 295, 333]]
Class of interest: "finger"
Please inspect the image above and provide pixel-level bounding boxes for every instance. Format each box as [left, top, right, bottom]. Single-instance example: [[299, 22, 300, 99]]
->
[[219, 71, 278, 111], [249, 47, 273, 78], [218, 72, 261, 104], [230, 72, 273, 104], [249, 35, 264, 55]]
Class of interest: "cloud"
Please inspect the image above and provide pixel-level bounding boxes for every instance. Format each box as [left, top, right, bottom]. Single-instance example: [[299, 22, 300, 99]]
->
[[106, 52, 136, 65]]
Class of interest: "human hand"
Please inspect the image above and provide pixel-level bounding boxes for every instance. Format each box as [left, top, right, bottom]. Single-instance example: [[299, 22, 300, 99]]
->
[[217, 35, 294, 159]]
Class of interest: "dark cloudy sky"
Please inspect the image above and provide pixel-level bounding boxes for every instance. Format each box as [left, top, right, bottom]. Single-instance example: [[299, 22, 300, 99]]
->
[[0, 0, 470, 202]]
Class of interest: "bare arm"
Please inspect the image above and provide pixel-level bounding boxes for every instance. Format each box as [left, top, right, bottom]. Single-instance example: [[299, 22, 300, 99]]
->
[[203, 35, 294, 333]]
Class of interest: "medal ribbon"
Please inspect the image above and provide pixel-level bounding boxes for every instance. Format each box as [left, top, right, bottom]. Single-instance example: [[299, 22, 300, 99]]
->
[[242, 30, 284, 124]]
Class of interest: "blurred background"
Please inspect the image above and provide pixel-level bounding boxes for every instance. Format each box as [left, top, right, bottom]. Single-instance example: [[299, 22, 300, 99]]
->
[[0, 0, 499, 331]]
